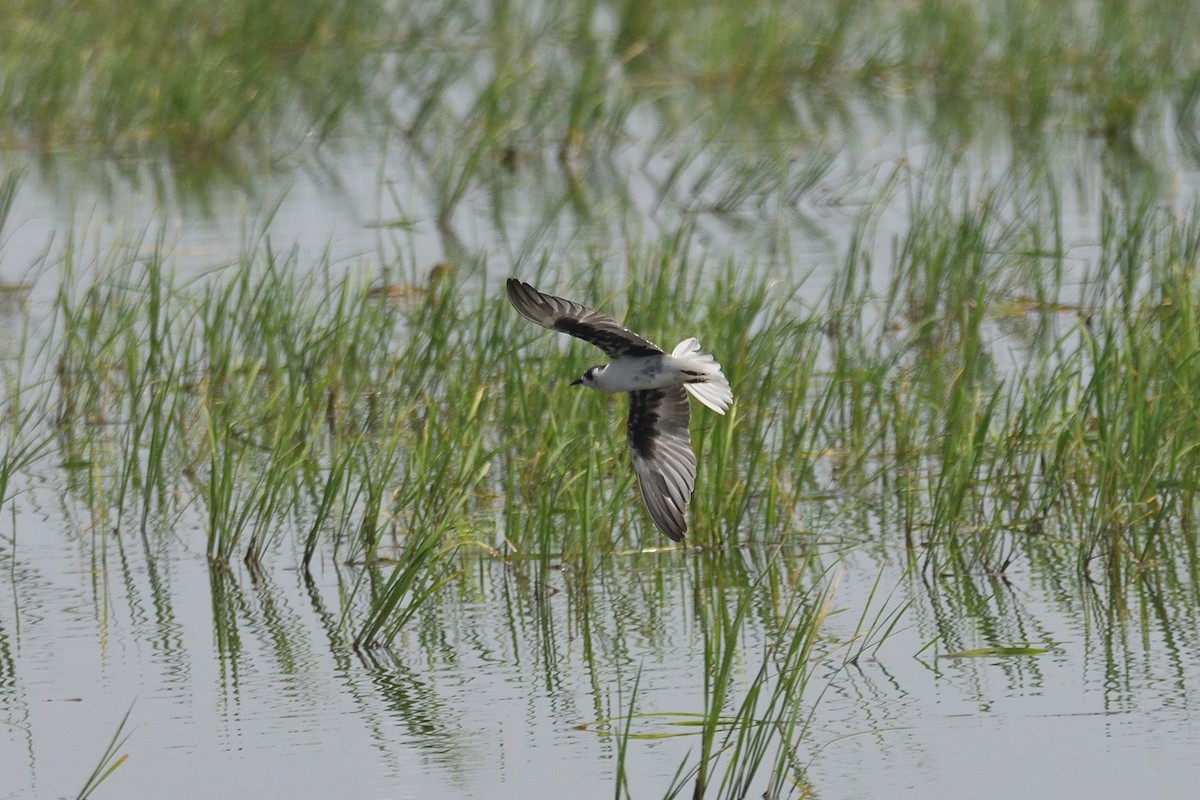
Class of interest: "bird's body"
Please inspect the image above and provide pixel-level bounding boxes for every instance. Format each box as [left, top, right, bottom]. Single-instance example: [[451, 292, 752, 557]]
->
[[506, 278, 732, 541], [580, 355, 678, 393]]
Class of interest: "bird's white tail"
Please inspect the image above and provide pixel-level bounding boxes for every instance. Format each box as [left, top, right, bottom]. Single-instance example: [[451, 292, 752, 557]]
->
[[672, 338, 733, 415]]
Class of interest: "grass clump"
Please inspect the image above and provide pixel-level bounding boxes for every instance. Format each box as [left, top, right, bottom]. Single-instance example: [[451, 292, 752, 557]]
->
[[39, 177, 1200, 593], [46, 238, 492, 645], [599, 559, 905, 799]]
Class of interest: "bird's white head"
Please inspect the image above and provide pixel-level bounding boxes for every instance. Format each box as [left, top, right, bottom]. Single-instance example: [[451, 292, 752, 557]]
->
[[571, 365, 606, 388]]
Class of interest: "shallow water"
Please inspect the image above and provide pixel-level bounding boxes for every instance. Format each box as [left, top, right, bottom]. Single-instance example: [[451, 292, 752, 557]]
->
[[4, 54, 1200, 800], [6, 488, 1200, 798]]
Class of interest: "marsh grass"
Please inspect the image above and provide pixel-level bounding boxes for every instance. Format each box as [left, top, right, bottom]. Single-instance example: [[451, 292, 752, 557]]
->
[[4, 0, 1198, 208], [597, 560, 904, 798], [12, 177, 1200, 798], [25, 175, 1200, 797], [674, 572, 827, 800], [0, 395, 49, 514], [7, 2, 1200, 797], [74, 703, 133, 800], [35, 170, 1200, 614], [0, 0, 389, 179]]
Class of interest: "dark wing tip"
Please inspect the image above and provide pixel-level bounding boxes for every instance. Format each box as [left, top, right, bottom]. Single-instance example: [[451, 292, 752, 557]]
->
[[661, 516, 687, 542], [637, 471, 688, 541], [506, 278, 555, 329], [505, 277, 534, 307], [507, 278, 662, 357]]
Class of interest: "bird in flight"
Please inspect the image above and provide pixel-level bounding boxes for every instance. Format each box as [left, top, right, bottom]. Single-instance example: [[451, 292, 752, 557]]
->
[[506, 278, 732, 541]]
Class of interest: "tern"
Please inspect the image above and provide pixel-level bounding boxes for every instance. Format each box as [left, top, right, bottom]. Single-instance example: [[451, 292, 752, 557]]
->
[[506, 278, 732, 541]]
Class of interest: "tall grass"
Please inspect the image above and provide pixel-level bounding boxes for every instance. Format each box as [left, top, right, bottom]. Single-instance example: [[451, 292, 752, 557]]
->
[[672, 571, 828, 799], [33, 171, 1200, 599]]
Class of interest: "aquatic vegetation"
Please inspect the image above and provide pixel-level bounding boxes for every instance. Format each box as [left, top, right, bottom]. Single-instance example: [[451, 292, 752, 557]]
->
[[4, 1, 1200, 797], [74, 704, 133, 800]]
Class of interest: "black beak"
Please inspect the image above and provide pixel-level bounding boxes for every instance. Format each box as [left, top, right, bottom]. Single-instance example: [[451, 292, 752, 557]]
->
[[570, 377, 583, 386]]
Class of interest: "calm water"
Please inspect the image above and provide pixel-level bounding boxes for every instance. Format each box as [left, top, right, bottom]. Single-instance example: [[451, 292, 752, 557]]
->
[[4, 92, 1200, 798], [6, 488, 1200, 798]]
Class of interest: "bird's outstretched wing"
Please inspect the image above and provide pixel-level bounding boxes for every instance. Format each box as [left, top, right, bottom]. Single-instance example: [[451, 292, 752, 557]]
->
[[506, 279, 662, 358], [627, 386, 696, 541]]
